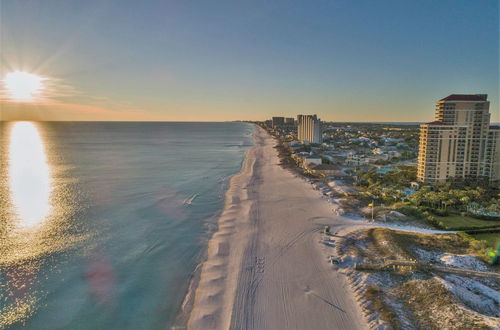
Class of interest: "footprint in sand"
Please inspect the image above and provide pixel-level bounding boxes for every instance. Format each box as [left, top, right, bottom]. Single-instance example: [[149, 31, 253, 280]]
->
[[256, 256, 265, 273]]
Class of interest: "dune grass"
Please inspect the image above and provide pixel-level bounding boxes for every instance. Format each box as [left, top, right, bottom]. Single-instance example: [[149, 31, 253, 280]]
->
[[364, 285, 402, 329], [398, 278, 491, 330], [368, 228, 474, 259], [471, 232, 500, 250]]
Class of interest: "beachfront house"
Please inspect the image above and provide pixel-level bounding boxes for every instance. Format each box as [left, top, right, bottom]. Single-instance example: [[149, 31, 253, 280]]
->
[[308, 164, 338, 176], [346, 153, 366, 166], [303, 155, 322, 167]]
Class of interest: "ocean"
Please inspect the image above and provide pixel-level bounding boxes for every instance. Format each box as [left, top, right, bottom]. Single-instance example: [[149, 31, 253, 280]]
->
[[0, 121, 254, 329]]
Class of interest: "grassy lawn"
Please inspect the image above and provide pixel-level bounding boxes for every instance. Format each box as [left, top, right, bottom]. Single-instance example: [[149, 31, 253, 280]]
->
[[471, 232, 500, 250], [435, 215, 500, 230]]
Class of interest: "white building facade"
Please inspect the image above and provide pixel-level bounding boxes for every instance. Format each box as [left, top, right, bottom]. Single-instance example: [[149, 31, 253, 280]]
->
[[417, 94, 499, 184], [297, 114, 322, 144]]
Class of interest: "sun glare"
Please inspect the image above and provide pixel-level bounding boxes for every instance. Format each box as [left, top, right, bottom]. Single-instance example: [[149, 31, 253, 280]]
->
[[8, 122, 52, 228], [3, 71, 46, 102]]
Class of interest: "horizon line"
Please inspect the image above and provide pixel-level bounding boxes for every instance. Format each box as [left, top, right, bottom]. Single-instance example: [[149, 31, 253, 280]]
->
[[1, 120, 499, 125]]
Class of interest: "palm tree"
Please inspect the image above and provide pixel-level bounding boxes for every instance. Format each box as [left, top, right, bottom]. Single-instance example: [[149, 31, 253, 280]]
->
[[460, 196, 471, 211]]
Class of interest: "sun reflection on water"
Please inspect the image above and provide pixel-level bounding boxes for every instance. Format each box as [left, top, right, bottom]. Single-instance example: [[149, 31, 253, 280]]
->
[[8, 121, 52, 228], [0, 122, 92, 328]]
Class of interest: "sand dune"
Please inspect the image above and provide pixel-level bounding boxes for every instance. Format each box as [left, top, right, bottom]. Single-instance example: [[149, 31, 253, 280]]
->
[[188, 126, 367, 330]]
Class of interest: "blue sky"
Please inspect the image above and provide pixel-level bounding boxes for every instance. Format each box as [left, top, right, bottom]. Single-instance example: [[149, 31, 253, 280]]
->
[[1, 0, 498, 121]]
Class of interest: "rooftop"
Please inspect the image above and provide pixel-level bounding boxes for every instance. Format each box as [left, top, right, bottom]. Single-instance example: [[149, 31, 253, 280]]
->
[[439, 94, 488, 102], [423, 121, 444, 125], [309, 164, 338, 170]]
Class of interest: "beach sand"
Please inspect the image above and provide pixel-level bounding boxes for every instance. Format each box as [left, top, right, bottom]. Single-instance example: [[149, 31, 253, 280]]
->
[[187, 126, 368, 330]]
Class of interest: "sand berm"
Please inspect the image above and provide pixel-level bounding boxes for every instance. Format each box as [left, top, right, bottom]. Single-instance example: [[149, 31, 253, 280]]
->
[[187, 125, 367, 330]]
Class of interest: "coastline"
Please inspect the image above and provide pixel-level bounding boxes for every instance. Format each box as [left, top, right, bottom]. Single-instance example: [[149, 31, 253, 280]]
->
[[187, 125, 368, 329], [186, 125, 259, 329], [172, 124, 257, 330]]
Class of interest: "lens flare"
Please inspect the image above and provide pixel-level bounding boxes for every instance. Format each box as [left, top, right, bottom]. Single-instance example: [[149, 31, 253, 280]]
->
[[8, 122, 52, 227]]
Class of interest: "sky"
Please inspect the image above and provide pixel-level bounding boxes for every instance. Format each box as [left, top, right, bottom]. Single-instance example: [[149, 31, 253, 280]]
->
[[0, 0, 498, 122]]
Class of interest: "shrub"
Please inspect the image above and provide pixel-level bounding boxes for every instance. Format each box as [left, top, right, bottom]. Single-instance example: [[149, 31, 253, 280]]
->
[[395, 205, 425, 219], [470, 239, 488, 251], [428, 208, 449, 217], [426, 216, 444, 229], [467, 213, 500, 221], [457, 231, 473, 240]]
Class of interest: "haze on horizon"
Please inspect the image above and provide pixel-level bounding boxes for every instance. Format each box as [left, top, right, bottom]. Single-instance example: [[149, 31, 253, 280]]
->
[[0, 0, 498, 122]]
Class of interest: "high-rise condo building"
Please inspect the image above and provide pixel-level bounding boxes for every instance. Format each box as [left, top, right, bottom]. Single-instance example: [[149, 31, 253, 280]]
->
[[297, 114, 322, 144], [417, 94, 499, 184], [272, 117, 285, 127]]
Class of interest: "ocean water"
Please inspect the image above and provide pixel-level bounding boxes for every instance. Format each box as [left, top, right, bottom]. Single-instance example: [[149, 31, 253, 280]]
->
[[0, 122, 253, 329]]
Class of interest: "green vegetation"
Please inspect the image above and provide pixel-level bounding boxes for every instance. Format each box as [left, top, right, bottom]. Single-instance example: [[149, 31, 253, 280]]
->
[[364, 285, 402, 329], [365, 228, 493, 263], [347, 228, 497, 329], [368, 228, 413, 259], [367, 228, 484, 259], [393, 204, 425, 219], [273, 139, 296, 169], [409, 185, 499, 214], [398, 278, 491, 330], [471, 233, 500, 250], [356, 165, 416, 190], [356, 165, 498, 212], [355, 166, 500, 235], [355, 165, 417, 204], [373, 150, 417, 165], [434, 215, 500, 230]]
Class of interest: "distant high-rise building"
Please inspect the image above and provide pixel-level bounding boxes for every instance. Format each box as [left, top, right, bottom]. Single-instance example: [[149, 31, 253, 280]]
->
[[285, 117, 295, 126], [297, 114, 322, 144], [272, 117, 285, 127], [417, 94, 499, 184], [485, 127, 500, 182]]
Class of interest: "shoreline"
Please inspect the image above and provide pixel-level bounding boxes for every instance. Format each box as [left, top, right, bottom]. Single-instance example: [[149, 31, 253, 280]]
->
[[186, 125, 259, 329], [187, 125, 368, 329], [172, 124, 257, 330]]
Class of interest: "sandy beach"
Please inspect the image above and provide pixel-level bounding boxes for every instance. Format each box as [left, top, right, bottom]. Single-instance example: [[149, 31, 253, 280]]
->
[[187, 125, 367, 330]]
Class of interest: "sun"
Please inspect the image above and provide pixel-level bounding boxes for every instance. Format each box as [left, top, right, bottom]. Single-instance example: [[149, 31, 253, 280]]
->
[[3, 71, 46, 102]]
